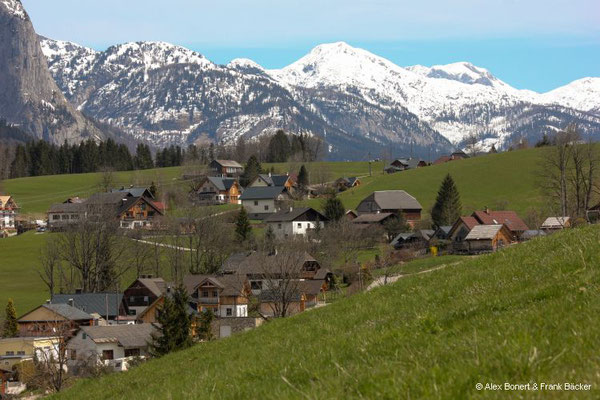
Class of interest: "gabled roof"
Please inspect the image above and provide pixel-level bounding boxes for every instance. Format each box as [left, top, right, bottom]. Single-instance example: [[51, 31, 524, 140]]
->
[[464, 224, 505, 240], [0, 196, 18, 209], [212, 159, 243, 168], [202, 176, 239, 191], [240, 186, 287, 200], [224, 251, 319, 276], [111, 187, 154, 199], [19, 303, 93, 322], [184, 274, 248, 297], [433, 156, 452, 165], [361, 191, 422, 211], [448, 216, 480, 238], [472, 210, 529, 232], [80, 324, 157, 348], [51, 293, 123, 317], [48, 202, 84, 213], [541, 217, 570, 229], [265, 207, 327, 223], [135, 278, 170, 297], [256, 174, 291, 187]]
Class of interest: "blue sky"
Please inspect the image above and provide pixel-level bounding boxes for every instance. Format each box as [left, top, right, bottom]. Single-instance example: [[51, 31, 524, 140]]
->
[[22, 0, 599, 92]]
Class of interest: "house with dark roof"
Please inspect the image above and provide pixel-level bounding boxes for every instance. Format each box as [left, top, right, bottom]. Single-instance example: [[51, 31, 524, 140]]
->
[[110, 187, 154, 200], [334, 177, 361, 191], [209, 159, 244, 177], [195, 176, 242, 205], [51, 293, 126, 321], [448, 216, 480, 243], [391, 229, 435, 250], [351, 212, 397, 226], [0, 195, 19, 236], [356, 190, 422, 225], [67, 324, 157, 373], [249, 173, 295, 190], [239, 186, 290, 219], [183, 274, 251, 318], [464, 224, 514, 254], [123, 277, 171, 319], [17, 303, 94, 337], [265, 207, 327, 239]]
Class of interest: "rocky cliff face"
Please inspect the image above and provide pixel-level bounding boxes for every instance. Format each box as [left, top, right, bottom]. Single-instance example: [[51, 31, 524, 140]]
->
[[0, 0, 100, 143]]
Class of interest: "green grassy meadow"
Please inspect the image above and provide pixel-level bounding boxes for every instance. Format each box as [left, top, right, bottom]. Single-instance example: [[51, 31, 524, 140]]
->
[[51, 225, 600, 399]]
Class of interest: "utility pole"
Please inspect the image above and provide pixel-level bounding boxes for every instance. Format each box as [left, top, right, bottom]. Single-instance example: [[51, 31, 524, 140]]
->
[[368, 152, 372, 177]]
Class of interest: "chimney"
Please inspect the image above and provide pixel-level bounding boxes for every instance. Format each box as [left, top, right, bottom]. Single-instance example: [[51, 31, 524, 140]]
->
[[75, 288, 82, 294], [290, 207, 293, 213], [268, 172, 272, 177], [68, 298, 74, 307], [484, 206, 491, 214], [166, 286, 171, 294], [46, 299, 51, 304]]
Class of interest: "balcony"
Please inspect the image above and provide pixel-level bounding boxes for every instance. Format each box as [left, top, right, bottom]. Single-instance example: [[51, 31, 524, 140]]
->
[[198, 297, 219, 305]]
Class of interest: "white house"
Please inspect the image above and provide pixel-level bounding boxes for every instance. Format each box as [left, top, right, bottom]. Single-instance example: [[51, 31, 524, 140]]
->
[[0, 195, 19, 236], [239, 186, 290, 219], [265, 207, 328, 239], [67, 324, 156, 373]]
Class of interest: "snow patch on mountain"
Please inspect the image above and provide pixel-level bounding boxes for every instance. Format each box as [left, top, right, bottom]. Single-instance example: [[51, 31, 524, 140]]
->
[[1, 0, 26, 19], [540, 77, 600, 114]]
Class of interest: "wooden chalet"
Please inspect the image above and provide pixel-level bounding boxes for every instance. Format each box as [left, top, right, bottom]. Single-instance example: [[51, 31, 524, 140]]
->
[[463, 224, 514, 254], [17, 303, 94, 337], [209, 159, 244, 177], [195, 176, 242, 205], [356, 190, 422, 225]]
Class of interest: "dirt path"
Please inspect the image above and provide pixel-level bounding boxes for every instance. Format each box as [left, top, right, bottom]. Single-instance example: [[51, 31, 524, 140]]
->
[[366, 262, 461, 291]]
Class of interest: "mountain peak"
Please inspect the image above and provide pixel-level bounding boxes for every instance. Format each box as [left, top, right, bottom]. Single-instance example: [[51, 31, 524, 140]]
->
[[0, 0, 27, 20], [228, 58, 264, 70], [409, 61, 501, 87], [104, 41, 213, 70]]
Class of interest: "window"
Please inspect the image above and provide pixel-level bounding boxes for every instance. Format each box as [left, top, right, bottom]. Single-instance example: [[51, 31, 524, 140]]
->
[[212, 290, 218, 297], [143, 296, 149, 303], [250, 281, 262, 290], [17, 351, 25, 356], [226, 308, 233, 316], [130, 296, 135, 303], [102, 350, 114, 360], [278, 223, 282, 229], [70, 349, 77, 360], [124, 348, 140, 357], [202, 290, 209, 298], [5, 351, 14, 356], [264, 205, 269, 211], [254, 201, 259, 206], [82, 333, 87, 340], [52, 215, 60, 220], [297, 223, 302, 228], [61, 215, 69, 220]]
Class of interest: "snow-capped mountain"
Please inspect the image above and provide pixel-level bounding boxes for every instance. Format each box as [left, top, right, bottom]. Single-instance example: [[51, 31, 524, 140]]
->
[[39, 37, 600, 158]]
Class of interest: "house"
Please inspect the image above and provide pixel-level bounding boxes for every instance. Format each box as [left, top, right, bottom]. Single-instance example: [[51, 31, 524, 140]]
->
[[110, 187, 154, 200], [0, 337, 60, 375], [431, 225, 453, 241], [51, 293, 126, 322], [351, 212, 397, 226], [209, 159, 244, 177], [49, 192, 165, 231], [183, 274, 251, 317], [249, 173, 295, 190], [356, 190, 422, 225], [17, 303, 94, 337], [471, 208, 529, 240], [257, 280, 327, 318], [540, 216, 571, 233], [384, 159, 427, 174], [434, 151, 469, 165], [0, 195, 19, 236], [334, 177, 361, 191], [123, 277, 171, 319], [67, 324, 157, 373], [239, 186, 290, 219], [464, 224, 514, 254], [264, 207, 327, 239], [448, 216, 480, 242], [391, 229, 435, 250], [195, 176, 242, 205], [344, 210, 358, 221]]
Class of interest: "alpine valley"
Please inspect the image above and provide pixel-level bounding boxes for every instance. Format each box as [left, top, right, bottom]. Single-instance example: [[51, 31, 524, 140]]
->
[[2, 0, 600, 160]]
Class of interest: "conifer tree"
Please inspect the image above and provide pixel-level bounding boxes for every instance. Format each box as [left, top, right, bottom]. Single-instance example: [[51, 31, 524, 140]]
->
[[149, 181, 158, 198], [195, 310, 214, 341], [323, 196, 345, 222], [297, 165, 309, 189], [150, 286, 193, 357], [431, 174, 462, 228], [240, 155, 262, 187], [235, 207, 252, 242], [266, 130, 291, 163], [2, 299, 18, 338]]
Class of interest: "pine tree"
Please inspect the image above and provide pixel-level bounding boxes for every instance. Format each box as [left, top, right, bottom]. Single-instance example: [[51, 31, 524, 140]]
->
[[195, 310, 214, 341], [431, 174, 462, 228], [149, 181, 158, 197], [235, 207, 252, 242], [323, 196, 345, 222], [240, 155, 262, 187], [150, 286, 193, 357], [297, 165, 309, 189], [266, 130, 291, 163], [2, 299, 18, 338]]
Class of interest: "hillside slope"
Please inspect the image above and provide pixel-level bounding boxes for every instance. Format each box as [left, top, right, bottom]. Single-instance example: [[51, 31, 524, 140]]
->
[[52, 225, 600, 399]]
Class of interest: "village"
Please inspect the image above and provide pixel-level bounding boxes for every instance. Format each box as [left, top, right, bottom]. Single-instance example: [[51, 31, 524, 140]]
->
[[0, 150, 582, 396]]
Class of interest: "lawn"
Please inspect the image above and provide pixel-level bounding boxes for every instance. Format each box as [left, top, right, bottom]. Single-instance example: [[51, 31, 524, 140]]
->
[[51, 225, 600, 399], [371, 254, 466, 278], [306, 148, 548, 217]]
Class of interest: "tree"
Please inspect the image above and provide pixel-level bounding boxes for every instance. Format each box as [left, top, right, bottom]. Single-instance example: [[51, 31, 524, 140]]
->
[[149, 181, 158, 198], [38, 236, 62, 297], [383, 214, 409, 241], [322, 196, 345, 222], [134, 144, 154, 170], [3, 299, 18, 337], [150, 286, 193, 357], [195, 310, 214, 341], [98, 167, 115, 193], [431, 174, 462, 228], [235, 207, 252, 242], [266, 130, 291, 163], [297, 165, 309, 189], [239, 155, 262, 187]]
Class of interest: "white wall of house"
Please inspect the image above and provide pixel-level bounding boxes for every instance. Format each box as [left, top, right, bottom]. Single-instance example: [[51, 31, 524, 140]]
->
[[268, 220, 324, 239], [48, 212, 81, 229], [242, 199, 276, 215], [218, 304, 248, 318]]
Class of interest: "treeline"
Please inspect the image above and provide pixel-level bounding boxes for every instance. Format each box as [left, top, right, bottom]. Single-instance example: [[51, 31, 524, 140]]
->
[[1, 128, 324, 179]]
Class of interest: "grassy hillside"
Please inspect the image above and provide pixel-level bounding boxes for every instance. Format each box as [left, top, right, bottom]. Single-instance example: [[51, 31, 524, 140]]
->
[[53, 226, 600, 399], [1, 162, 381, 215], [316, 148, 547, 217]]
